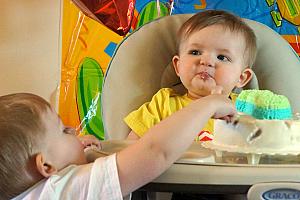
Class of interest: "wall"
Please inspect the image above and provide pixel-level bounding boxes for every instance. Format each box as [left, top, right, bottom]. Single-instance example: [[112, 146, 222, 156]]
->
[[0, 0, 61, 108]]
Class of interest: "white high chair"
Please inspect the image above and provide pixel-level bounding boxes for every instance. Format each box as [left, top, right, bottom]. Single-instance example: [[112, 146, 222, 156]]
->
[[247, 182, 300, 200], [102, 14, 300, 140]]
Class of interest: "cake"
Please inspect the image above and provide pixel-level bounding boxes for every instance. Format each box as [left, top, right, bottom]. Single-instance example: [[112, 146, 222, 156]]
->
[[208, 90, 300, 154], [213, 114, 300, 153]]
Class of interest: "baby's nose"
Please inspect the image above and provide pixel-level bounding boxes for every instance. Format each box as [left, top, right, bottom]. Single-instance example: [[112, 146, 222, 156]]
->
[[199, 54, 214, 67]]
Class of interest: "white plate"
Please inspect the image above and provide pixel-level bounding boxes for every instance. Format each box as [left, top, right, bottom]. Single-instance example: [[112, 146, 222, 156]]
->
[[202, 141, 300, 156]]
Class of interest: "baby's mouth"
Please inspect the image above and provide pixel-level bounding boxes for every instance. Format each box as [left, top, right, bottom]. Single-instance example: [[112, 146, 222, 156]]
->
[[197, 72, 212, 80]]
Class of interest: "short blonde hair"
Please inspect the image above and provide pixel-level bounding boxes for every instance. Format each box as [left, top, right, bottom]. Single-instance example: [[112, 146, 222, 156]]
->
[[177, 10, 257, 68], [0, 93, 51, 199]]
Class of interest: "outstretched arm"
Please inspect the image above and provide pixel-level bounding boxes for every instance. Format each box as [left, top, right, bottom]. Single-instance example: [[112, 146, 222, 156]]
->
[[126, 130, 140, 140], [117, 94, 236, 196]]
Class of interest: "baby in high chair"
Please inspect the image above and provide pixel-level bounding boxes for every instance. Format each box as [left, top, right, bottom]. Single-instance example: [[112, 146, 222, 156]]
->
[[124, 9, 257, 200], [125, 10, 257, 141]]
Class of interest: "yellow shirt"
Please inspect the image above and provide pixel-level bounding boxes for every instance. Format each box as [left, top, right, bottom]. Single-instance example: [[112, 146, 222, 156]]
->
[[124, 88, 215, 138]]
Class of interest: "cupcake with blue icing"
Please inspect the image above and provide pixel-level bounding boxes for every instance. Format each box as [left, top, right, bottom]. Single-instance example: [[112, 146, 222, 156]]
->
[[235, 90, 292, 120]]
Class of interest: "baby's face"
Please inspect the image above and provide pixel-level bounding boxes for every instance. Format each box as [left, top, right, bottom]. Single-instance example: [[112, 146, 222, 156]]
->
[[41, 108, 87, 171], [173, 24, 251, 99]]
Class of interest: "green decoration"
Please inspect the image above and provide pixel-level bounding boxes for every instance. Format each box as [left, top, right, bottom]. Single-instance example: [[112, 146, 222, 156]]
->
[[137, 1, 169, 28], [77, 57, 105, 140]]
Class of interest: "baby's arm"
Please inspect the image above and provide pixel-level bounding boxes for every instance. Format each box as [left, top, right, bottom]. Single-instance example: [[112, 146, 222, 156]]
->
[[116, 94, 236, 196], [126, 131, 140, 140]]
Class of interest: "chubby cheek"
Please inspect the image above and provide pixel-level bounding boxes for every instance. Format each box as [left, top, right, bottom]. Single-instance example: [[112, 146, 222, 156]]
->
[[214, 71, 227, 85], [67, 136, 87, 165], [214, 71, 239, 94], [182, 65, 197, 79], [75, 139, 88, 164]]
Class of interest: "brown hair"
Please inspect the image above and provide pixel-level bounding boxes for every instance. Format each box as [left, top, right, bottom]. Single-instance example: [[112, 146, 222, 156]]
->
[[177, 10, 257, 68], [0, 93, 51, 199]]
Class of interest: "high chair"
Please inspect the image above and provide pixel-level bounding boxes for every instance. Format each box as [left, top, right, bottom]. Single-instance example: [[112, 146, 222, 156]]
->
[[101, 13, 300, 200], [102, 14, 300, 199], [247, 182, 300, 200], [102, 14, 300, 140]]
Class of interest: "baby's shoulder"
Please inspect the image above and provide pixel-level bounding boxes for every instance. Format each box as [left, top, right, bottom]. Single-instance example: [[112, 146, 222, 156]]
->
[[156, 88, 179, 98]]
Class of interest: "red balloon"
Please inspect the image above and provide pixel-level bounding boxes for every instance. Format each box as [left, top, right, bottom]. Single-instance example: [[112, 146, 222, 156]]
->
[[72, 0, 136, 36]]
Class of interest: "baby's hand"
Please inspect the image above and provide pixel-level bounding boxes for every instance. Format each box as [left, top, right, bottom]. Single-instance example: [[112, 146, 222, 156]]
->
[[206, 86, 237, 122], [211, 96, 236, 122], [78, 134, 102, 149]]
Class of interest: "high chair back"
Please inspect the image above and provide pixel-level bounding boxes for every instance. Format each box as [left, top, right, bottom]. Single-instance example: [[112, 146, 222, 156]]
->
[[102, 14, 300, 139]]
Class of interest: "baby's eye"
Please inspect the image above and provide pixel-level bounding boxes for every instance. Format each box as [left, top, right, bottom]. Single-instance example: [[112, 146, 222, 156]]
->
[[63, 127, 76, 135], [217, 55, 230, 62], [189, 50, 200, 55]]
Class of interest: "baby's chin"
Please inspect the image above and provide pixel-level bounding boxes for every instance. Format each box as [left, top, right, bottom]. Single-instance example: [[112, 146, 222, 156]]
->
[[188, 89, 212, 99], [194, 84, 217, 95], [79, 158, 88, 165], [77, 153, 89, 164], [194, 77, 216, 87]]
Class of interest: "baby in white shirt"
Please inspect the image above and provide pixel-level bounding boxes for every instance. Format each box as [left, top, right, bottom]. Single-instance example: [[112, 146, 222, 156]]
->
[[1, 91, 235, 200]]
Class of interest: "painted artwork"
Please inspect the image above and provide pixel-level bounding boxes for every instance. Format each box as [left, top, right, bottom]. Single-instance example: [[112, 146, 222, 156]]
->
[[59, 0, 300, 139]]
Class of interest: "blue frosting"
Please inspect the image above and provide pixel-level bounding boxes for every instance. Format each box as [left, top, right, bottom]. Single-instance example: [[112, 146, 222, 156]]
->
[[236, 100, 292, 120]]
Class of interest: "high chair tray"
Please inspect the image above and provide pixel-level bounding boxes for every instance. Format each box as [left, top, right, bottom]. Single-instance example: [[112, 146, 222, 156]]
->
[[86, 139, 300, 194], [87, 140, 300, 167], [202, 141, 300, 155]]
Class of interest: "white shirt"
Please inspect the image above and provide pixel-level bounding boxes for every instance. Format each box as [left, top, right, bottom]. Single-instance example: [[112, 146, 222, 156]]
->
[[12, 154, 123, 200]]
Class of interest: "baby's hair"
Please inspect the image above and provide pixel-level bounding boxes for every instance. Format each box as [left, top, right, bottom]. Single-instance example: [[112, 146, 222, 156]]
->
[[0, 93, 51, 200], [177, 10, 257, 68]]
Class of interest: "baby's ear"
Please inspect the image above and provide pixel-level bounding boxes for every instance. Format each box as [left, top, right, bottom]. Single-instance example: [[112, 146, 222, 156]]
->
[[236, 67, 253, 88], [35, 153, 57, 178], [172, 55, 180, 77]]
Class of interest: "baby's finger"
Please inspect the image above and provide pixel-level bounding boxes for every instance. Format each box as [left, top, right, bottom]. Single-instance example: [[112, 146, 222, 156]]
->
[[219, 115, 234, 123], [92, 139, 102, 149], [211, 85, 223, 95], [79, 135, 102, 149]]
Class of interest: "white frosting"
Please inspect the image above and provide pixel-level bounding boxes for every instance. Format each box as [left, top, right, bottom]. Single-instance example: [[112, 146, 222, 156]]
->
[[213, 115, 300, 153]]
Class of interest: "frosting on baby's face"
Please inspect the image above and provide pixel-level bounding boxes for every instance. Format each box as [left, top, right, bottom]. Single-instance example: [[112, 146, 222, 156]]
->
[[172, 24, 251, 100]]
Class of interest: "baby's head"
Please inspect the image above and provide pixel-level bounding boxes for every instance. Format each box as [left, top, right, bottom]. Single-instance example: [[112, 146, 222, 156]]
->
[[173, 10, 257, 98], [176, 10, 257, 68], [0, 93, 86, 199]]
